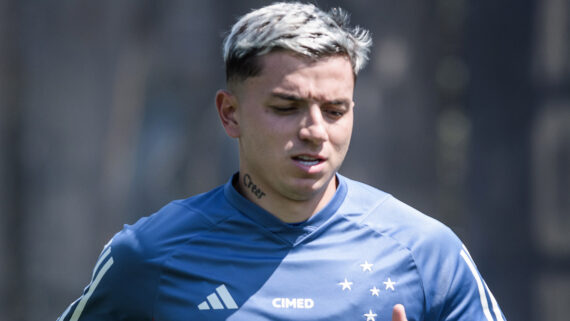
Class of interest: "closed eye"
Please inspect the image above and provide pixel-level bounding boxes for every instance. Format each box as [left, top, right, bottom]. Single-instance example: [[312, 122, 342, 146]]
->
[[325, 109, 345, 118], [323, 103, 349, 119], [270, 105, 298, 114]]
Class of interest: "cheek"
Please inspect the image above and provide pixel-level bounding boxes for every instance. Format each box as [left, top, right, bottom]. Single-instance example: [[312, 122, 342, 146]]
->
[[241, 116, 289, 151], [255, 116, 298, 145], [330, 121, 353, 152]]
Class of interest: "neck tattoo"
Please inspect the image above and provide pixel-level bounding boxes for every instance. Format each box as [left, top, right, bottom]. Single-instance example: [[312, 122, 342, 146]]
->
[[243, 174, 266, 199]]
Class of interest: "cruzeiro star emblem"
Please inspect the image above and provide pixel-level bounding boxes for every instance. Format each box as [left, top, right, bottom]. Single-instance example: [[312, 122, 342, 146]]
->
[[364, 309, 377, 321], [360, 260, 373, 272], [338, 278, 353, 291], [337, 259, 399, 320], [383, 277, 397, 291], [369, 286, 380, 296]]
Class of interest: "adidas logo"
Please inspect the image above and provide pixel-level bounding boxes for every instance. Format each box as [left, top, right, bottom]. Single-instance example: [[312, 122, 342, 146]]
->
[[197, 284, 238, 310]]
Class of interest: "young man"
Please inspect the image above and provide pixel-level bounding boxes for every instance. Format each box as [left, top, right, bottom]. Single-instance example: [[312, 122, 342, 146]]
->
[[58, 3, 506, 321]]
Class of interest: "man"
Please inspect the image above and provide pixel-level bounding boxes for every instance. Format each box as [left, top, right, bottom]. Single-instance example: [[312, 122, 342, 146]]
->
[[58, 2, 506, 320]]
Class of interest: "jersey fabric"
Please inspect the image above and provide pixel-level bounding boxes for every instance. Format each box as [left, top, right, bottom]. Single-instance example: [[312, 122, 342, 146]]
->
[[58, 173, 506, 321]]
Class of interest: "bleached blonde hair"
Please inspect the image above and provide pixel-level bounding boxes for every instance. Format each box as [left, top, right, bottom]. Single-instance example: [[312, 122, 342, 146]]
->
[[222, 2, 372, 82]]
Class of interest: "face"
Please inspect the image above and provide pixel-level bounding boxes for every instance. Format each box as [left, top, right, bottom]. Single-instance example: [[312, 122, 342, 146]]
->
[[217, 51, 355, 204]]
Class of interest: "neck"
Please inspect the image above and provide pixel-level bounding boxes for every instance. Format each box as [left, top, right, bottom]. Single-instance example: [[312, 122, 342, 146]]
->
[[235, 173, 338, 223]]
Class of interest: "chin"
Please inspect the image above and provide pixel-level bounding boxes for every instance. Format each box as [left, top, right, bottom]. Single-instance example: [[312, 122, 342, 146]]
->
[[286, 177, 330, 198]]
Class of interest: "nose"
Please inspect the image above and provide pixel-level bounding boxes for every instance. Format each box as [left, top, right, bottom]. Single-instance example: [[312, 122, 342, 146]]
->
[[298, 105, 328, 144]]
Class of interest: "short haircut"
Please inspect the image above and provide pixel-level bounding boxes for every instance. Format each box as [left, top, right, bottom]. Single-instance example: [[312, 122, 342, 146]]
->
[[222, 2, 372, 83]]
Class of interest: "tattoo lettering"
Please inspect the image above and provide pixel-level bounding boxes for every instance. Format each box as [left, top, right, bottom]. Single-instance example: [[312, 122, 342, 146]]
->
[[243, 174, 266, 199]]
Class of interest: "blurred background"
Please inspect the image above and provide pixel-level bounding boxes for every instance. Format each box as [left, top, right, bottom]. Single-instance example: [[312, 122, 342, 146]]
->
[[0, 0, 568, 320]]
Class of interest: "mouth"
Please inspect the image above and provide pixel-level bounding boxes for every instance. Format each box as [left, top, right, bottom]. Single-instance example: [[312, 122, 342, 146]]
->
[[292, 155, 325, 167]]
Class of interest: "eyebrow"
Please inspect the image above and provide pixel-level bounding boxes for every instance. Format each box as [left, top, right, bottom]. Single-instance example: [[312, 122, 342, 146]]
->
[[270, 92, 352, 107], [270, 92, 304, 102]]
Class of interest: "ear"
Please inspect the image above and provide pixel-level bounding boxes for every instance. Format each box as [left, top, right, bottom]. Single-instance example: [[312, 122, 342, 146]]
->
[[215, 89, 240, 138]]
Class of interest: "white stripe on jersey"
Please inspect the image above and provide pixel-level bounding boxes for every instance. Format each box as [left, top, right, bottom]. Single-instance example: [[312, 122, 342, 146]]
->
[[92, 247, 111, 279], [57, 298, 78, 321], [485, 279, 505, 321], [460, 249, 494, 321], [461, 244, 504, 321], [58, 246, 114, 321], [69, 254, 114, 321]]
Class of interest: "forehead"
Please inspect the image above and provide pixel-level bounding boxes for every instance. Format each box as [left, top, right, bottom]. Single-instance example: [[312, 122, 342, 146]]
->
[[259, 51, 354, 79], [238, 51, 355, 101]]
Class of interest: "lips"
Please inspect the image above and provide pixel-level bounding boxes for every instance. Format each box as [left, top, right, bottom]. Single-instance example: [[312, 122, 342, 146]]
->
[[292, 154, 325, 166]]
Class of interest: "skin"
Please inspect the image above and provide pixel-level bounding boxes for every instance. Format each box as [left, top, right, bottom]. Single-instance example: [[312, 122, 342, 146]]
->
[[392, 304, 408, 321], [216, 51, 409, 320], [216, 51, 354, 223]]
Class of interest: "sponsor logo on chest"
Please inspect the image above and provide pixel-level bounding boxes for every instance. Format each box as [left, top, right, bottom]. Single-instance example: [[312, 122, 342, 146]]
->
[[272, 297, 315, 309]]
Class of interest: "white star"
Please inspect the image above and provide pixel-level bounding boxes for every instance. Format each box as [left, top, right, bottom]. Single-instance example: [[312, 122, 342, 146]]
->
[[369, 286, 380, 296], [364, 309, 377, 321], [360, 260, 373, 272], [338, 278, 353, 291], [383, 277, 397, 291]]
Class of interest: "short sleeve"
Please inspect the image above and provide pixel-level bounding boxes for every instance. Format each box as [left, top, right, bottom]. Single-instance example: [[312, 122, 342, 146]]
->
[[57, 226, 157, 321], [415, 226, 506, 321], [435, 242, 507, 321]]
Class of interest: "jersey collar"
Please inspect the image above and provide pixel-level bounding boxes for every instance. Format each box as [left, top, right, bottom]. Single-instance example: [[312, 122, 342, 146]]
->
[[223, 172, 348, 246]]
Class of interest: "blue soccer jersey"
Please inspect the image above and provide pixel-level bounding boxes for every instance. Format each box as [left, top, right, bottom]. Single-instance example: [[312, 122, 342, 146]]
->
[[58, 174, 506, 321]]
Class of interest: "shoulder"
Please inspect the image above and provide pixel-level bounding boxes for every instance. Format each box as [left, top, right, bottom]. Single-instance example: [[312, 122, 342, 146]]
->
[[340, 176, 502, 319], [112, 184, 235, 261], [58, 184, 239, 319], [339, 175, 460, 254], [339, 176, 463, 291]]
